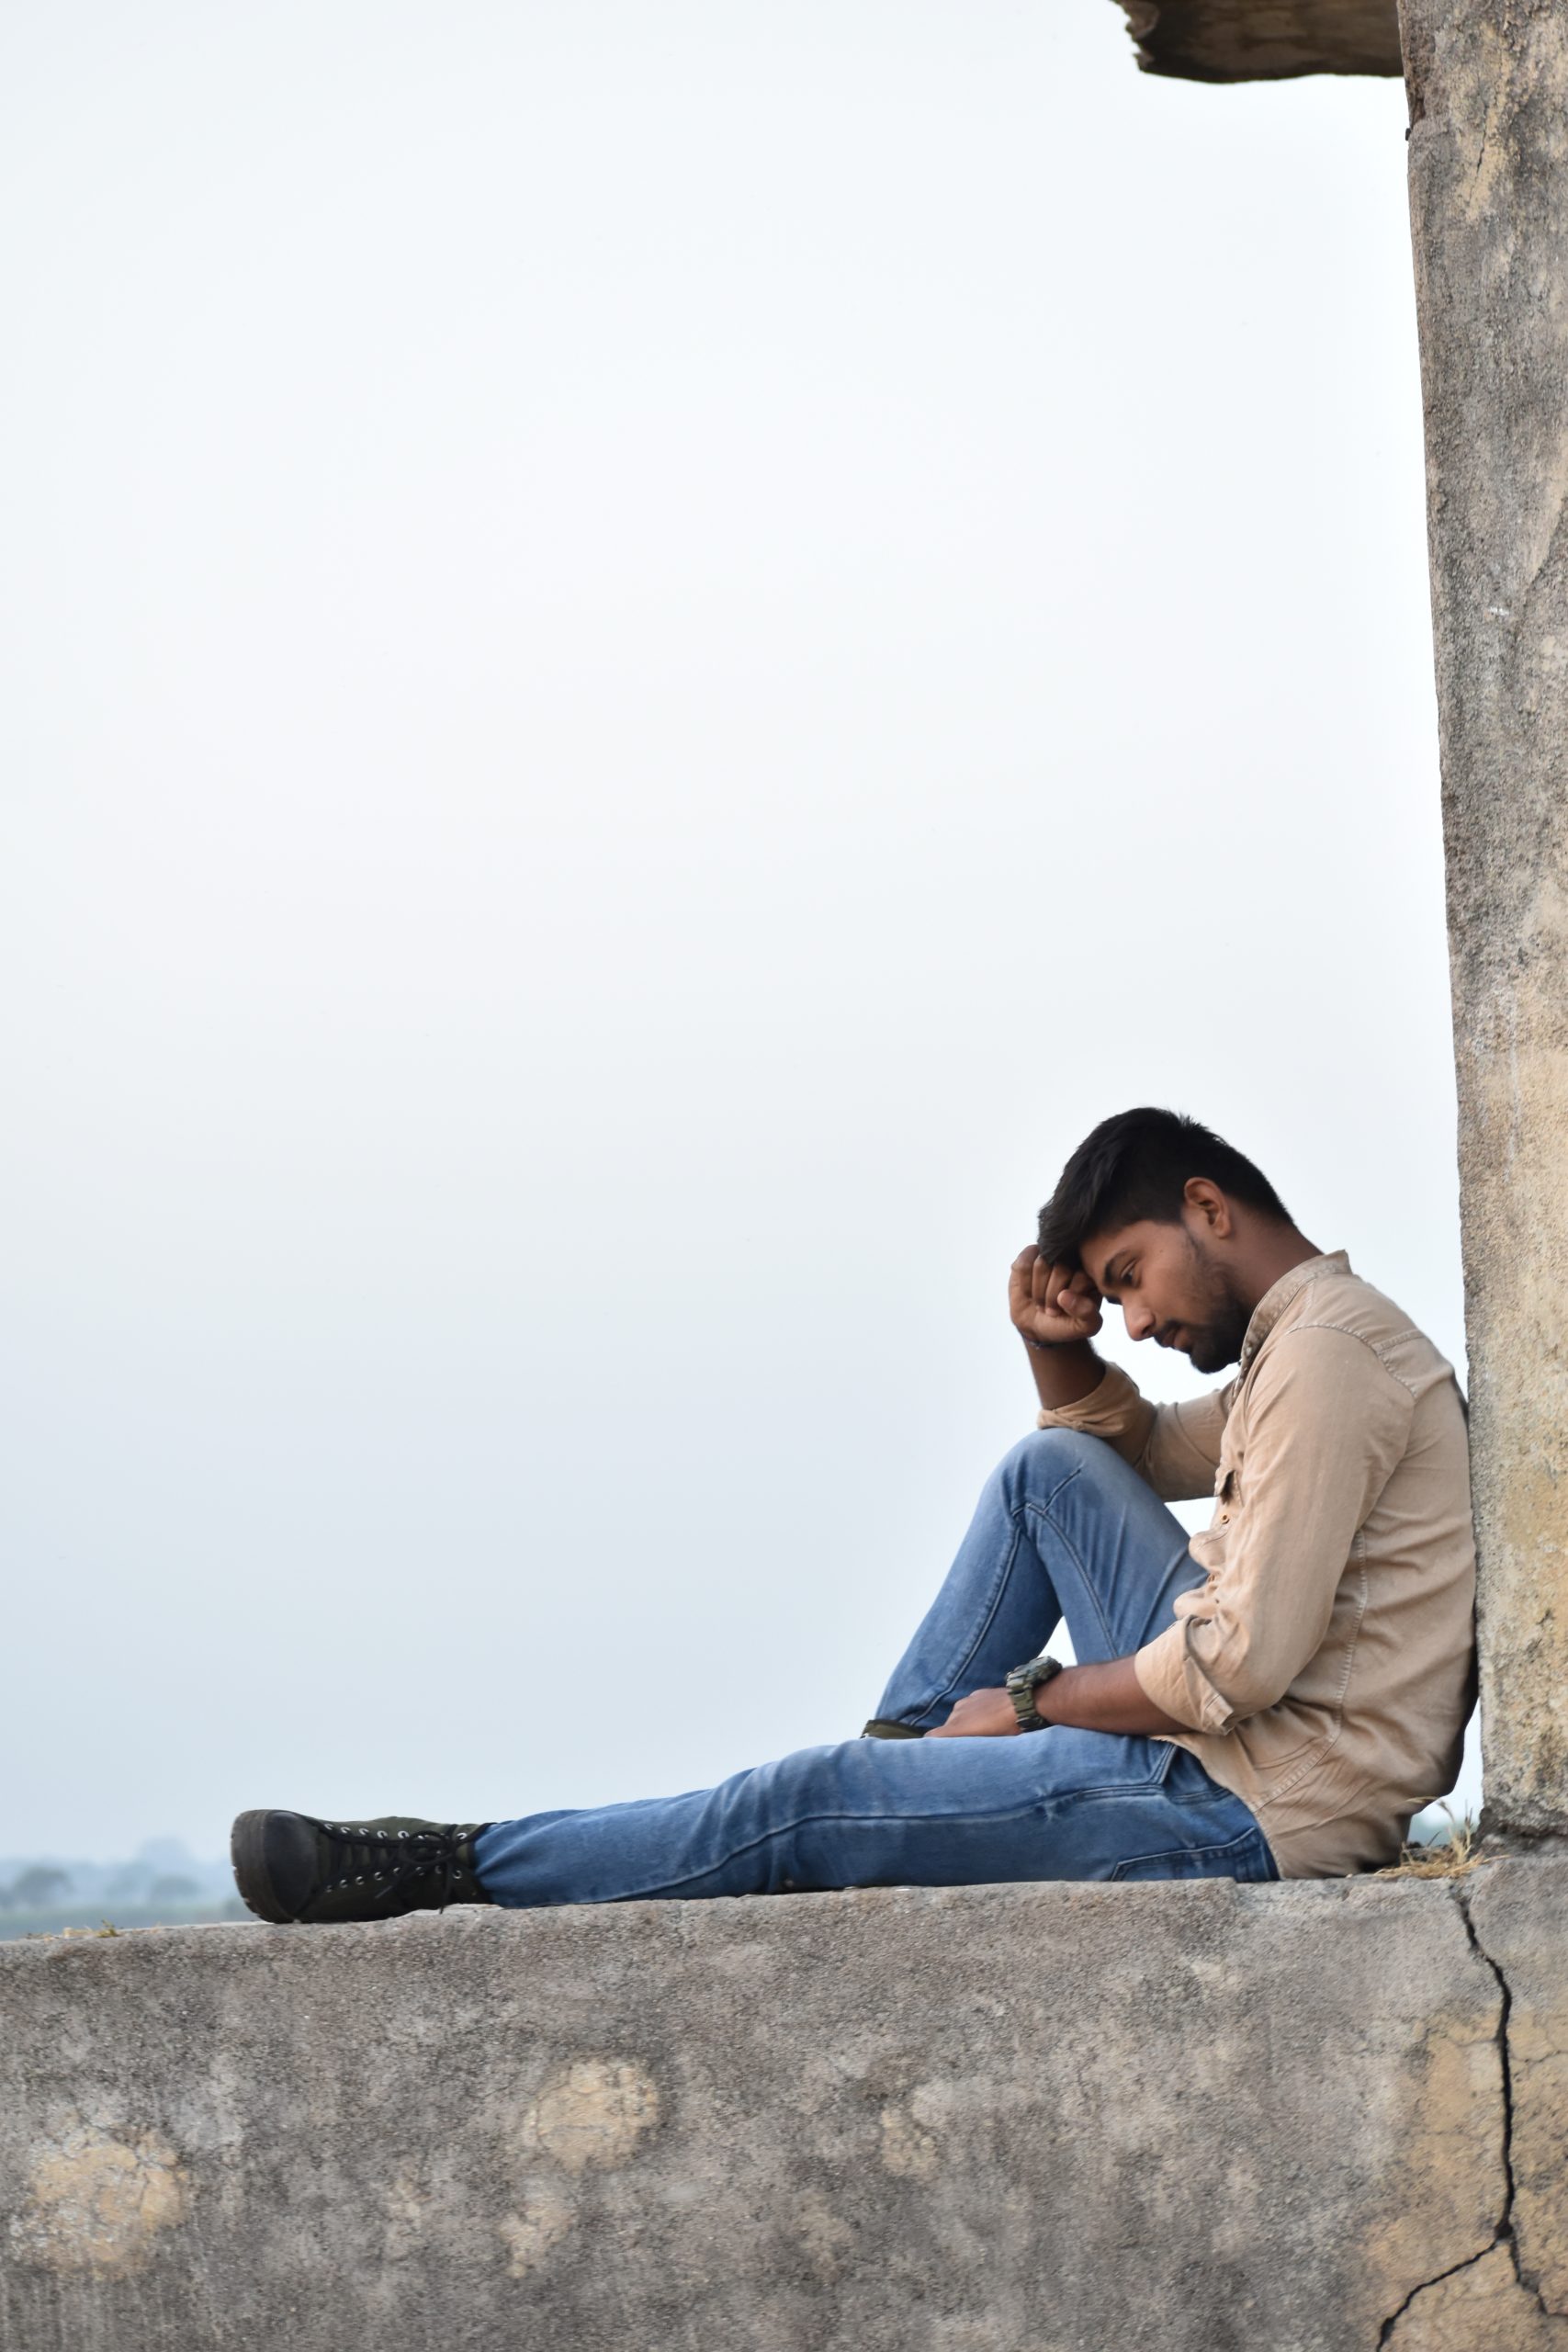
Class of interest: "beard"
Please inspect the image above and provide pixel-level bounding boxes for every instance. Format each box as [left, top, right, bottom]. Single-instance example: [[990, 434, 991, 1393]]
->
[[1187, 1310, 1249, 1375], [1180, 1237, 1252, 1374]]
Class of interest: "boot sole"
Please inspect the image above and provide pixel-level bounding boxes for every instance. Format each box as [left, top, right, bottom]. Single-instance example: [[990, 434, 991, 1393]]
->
[[231, 1810, 299, 1925]]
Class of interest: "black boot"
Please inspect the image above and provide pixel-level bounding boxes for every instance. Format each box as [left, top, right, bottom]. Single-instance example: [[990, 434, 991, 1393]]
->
[[231, 1811, 492, 1925]]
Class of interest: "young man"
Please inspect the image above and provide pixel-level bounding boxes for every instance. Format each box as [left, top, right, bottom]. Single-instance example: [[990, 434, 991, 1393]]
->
[[231, 1107, 1476, 1923]]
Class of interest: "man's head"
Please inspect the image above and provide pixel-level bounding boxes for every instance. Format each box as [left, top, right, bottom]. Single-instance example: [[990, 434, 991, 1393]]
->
[[1037, 1108, 1299, 1374]]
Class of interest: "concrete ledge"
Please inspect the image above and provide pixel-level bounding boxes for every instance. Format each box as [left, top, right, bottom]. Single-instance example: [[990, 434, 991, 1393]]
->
[[4, 1866, 1565, 2350]]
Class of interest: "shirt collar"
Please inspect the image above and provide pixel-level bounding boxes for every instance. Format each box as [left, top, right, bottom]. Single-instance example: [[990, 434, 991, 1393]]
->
[[1236, 1250, 1350, 1379]]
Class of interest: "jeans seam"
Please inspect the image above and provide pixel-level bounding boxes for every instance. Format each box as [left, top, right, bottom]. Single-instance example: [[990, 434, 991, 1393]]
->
[[606, 1793, 1077, 1901], [606, 1780, 1249, 1900], [1043, 1766, 1181, 1804], [1109, 1824, 1274, 1882], [897, 1469, 1084, 1725], [1022, 1488, 1115, 1655]]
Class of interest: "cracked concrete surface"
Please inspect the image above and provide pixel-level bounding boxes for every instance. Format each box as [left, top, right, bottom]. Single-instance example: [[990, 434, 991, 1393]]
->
[[1384, 2244, 1568, 2350], [1461, 1865, 1568, 2327], [1382, 1865, 1568, 2346], [3, 1866, 1562, 2351]]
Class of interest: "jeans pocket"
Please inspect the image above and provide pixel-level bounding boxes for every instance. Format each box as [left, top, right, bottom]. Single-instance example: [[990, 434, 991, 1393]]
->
[[1110, 1824, 1278, 1883]]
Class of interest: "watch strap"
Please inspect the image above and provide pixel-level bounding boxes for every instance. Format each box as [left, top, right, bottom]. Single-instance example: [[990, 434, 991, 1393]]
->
[[1004, 1653, 1065, 1731]]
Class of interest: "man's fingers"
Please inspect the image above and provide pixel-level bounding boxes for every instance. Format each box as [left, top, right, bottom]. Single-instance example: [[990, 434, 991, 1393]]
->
[[1040, 1259, 1076, 1310], [1010, 1247, 1101, 1340], [1060, 1269, 1101, 1314], [1046, 1269, 1103, 1336]]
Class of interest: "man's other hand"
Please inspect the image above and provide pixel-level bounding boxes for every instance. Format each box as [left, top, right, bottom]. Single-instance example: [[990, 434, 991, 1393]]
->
[[925, 1688, 1020, 1738], [1010, 1245, 1103, 1350]]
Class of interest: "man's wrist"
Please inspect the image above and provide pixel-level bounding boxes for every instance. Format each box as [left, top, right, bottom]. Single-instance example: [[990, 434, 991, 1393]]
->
[[1004, 1653, 1066, 1729], [1032, 1668, 1067, 1724]]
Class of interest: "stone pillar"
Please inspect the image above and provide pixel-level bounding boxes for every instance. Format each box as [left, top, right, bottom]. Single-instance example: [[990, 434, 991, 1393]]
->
[[1399, 0, 1568, 1838]]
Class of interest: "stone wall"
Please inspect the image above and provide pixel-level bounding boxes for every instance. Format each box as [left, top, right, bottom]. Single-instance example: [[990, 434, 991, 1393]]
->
[[5, 1865, 1566, 2350]]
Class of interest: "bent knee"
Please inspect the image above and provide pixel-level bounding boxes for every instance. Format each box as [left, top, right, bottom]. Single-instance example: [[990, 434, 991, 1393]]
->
[[999, 1423, 1128, 1496]]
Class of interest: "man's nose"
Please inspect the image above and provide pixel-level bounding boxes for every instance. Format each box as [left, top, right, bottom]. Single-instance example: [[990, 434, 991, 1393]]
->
[[1123, 1301, 1156, 1342]]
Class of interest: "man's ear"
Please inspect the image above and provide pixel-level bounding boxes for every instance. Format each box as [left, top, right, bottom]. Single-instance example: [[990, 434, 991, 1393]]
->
[[1184, 1178, 1234, 1239]]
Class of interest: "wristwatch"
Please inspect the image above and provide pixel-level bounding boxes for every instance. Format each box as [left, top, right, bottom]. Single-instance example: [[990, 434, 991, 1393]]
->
[[1005, 1653, 1065, 1732]]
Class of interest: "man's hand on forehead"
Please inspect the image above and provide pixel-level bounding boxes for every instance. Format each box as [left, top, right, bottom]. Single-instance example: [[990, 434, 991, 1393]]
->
[[1010, 1244, 1104, 1351]]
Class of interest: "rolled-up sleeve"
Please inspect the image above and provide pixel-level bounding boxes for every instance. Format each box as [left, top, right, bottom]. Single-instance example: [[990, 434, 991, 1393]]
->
[[1133, 1325, 1415, 1734], [1038, 1362, 1231, 1503]]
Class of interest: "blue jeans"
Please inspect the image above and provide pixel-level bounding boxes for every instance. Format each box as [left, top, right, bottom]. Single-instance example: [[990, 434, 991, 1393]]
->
[[473, 1429, 1279, 1905]]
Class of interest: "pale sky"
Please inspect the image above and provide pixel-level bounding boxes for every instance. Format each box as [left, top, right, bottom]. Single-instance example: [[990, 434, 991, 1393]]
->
[[2, 1, 1478, 1859]]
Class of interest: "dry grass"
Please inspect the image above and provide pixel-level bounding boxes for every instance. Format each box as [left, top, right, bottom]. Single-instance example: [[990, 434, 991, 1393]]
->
[[1372, 1807, 1484, 1880]]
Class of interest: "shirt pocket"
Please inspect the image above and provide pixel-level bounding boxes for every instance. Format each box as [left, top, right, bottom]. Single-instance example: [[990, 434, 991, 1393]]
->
[[1213, 1460, 1240, 1529], [1185, 1462, 1240, 1586]]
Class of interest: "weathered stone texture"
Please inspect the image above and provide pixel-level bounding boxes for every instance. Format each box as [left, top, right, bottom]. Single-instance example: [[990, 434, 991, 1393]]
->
[[1114, 1, 1401, 83], [1469, 1860, 1568, 2316], [1399, 0, 1568, 1838], [0, 1879, 1510, 2352], [1388, 2243, 1568, 2350]]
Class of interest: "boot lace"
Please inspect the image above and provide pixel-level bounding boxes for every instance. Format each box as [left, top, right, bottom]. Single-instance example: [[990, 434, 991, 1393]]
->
[[318, 1823, 472, 1909]]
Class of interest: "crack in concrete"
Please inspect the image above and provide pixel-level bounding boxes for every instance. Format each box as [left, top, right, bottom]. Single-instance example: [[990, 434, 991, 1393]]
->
[[1456, 1882, 1521, 2256], [1377, 1877, 1562, 2345], [1377, 2242, 1507, 2344]]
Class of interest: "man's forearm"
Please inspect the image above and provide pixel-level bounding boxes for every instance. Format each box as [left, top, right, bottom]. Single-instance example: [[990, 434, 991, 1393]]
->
[[1035, 1655, 1186, 1738], [924, 1655, 1188, 1741], [1023, 1334, 1105, 1414]]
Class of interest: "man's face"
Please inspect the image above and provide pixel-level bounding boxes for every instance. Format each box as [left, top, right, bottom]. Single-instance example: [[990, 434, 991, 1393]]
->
[[1082, 1214, 1250, 1376]]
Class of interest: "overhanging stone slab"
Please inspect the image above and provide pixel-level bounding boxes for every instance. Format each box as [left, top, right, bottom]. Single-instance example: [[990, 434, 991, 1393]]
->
[[0, 1878, 1510, 2352], [1115, 0, 1402, 83]]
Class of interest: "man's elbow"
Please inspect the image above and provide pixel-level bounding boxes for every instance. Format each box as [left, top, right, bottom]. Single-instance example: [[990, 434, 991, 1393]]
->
[[1199, 1653, 1298, 1730]]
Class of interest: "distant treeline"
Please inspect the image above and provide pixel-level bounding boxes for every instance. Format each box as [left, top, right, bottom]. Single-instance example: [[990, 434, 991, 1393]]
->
[[0, 1845, 248, 1939]]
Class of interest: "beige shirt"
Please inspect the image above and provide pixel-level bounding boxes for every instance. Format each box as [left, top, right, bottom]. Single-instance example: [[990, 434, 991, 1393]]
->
[[1037, 1252, 1475, 1876]]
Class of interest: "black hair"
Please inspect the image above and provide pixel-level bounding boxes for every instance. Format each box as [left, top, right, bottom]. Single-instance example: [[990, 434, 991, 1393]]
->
[[1036, 1107, 1292, 1269]]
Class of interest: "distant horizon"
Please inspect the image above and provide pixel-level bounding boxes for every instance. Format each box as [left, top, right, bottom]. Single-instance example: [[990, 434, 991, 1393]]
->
[[0, 1836, 229, 1870]]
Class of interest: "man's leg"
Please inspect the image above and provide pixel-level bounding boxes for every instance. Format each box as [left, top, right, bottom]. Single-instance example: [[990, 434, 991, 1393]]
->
[[231, 1429, 1274, 1922], [471, 1720, 1273, 1904], [471, 1429, 1274, 1905], [869, 1424, 1208, 1727]]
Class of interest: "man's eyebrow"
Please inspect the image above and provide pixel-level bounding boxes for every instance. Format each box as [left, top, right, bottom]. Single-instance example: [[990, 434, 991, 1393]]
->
[[1094, 1256, 1123, 1297]]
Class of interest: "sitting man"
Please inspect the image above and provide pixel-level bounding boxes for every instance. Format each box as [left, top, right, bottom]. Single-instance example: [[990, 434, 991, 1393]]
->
[[231, 1106, 1476, 1923]]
